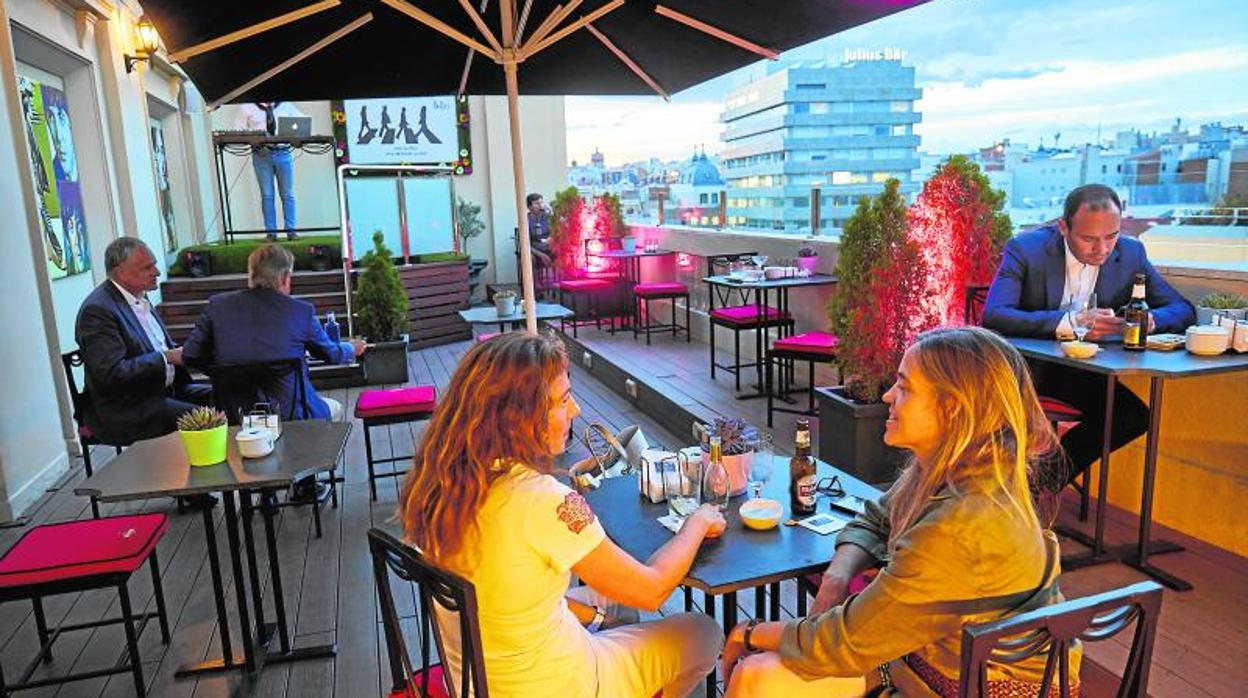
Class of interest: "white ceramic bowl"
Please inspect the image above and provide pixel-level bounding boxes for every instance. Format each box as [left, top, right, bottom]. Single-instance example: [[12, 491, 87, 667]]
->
[[235, 427, 274, 459], [739, 498, 783, 530], [1185, 325, 1230, 355], [740, 268, 765, 282], [764, 266, 786, 280], [1060, 340, 1099, 359]]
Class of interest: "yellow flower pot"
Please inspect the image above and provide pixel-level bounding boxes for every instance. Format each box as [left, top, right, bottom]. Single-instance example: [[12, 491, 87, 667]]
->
[[180, 424, 228, 466]]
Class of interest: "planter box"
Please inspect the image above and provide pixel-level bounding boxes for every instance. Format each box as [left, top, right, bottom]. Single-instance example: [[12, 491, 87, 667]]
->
[[363, 337, 410, 385], [816, 386, 905, 487]]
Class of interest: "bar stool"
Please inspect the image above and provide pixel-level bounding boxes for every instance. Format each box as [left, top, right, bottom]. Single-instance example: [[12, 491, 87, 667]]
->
[[557, 278, 615, 337], [766, 331, 839, 427], [355, 385, 438, 500], [709, 305, 793, 390], [632, 282, 690, 344], [0, 514, 171, 697]]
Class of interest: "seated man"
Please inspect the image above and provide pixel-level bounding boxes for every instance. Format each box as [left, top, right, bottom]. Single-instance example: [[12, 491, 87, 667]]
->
[[182, 244, 364, 423], [983, 184, 1195, 486], [527, 192, 552, 254], [75, 237, 212, 445]]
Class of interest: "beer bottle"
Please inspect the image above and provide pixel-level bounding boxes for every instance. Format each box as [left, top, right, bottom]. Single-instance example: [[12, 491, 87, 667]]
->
[[1123, 272, 1149, 351], [789, 418, 817, 516]]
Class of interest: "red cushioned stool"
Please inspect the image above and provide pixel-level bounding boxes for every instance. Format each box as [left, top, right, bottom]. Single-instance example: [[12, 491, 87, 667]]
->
[[632, 282, 690, 345], [556, 277, 616, 337], [708, 304, 794, 391], [0, 514, 171, 696], [356, 386, 438, 500], [766, 331, 838, 427]]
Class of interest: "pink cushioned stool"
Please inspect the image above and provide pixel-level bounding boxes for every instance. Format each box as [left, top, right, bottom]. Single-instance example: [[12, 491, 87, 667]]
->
[[767, 331, 839, 427], [632, 282, 690, 345], [0, 514, 171, 697], [355, 386, 438, 500], [708, 303, 795, 391]]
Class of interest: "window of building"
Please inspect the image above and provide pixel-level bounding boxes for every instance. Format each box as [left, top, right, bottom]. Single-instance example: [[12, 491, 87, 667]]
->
[[793, 103, 810, 114], [791, 197, 809, 208], [872, 172, 892, 183], [891, 124, 909, 136], [795, 83, 826, 90], [810, 103, 830, 114], [873, 125, 890, 136], [699, 193, 708, 204], [890, 101, 910, 112], [832, 102, 853, 114], [831, 171, 852, 185], [811, 154, 827, 162]]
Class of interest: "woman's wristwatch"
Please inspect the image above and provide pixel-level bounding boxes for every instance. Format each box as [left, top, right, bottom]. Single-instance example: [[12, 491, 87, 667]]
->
[[742, 618, 761, 652], [587, 606, 607, 633]]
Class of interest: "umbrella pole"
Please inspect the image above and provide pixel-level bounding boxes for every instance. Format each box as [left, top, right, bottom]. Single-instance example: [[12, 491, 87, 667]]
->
[[504, 59, 538, 334]]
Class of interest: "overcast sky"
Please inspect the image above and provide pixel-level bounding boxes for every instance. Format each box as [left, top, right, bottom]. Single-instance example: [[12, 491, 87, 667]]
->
[[565, 0, 1248, 166]]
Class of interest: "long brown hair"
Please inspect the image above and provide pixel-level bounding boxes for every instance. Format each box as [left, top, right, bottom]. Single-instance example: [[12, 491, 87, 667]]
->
[[886, 327, 1057, 551], [399, 332, 569, 568]]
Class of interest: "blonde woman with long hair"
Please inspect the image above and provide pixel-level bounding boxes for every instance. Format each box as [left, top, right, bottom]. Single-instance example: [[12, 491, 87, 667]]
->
[[721, 326, 1080, 697], [399, 332, 724, 697]]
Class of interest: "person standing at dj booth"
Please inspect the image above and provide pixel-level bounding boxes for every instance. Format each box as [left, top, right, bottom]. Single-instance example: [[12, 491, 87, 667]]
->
[[234, 102, 304, 240]]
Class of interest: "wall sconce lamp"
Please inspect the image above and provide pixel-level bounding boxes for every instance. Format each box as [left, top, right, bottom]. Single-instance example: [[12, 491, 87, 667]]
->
[[124, 16, 160, 73]]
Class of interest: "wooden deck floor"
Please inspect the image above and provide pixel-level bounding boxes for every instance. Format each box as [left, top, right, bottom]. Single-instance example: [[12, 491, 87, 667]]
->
[[0, 335, 1243, 697]]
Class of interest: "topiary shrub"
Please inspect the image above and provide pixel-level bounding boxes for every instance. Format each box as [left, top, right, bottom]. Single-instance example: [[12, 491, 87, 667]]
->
[[354, 231, 409, 342]]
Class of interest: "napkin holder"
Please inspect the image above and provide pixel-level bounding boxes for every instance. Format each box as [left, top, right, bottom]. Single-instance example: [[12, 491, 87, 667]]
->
[[638, 448, 674, 503], [1213, 312, 1248, 353], [242, 402, 281, 440]]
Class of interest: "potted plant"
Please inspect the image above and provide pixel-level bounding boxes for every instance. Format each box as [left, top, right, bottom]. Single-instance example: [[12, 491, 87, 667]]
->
[[456, 196, 490, 302], [355, 231, 410, 385], [699, 417, 755, 497], [797, 246, 819, 275], [1196, 292, 1248, 325], [177, 406, 229, 466], [819, 180, 932, 485], [494, 288, 518, 316]]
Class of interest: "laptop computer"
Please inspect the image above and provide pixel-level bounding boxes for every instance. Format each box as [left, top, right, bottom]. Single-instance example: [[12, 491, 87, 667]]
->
[[276, 115, 312, 138]]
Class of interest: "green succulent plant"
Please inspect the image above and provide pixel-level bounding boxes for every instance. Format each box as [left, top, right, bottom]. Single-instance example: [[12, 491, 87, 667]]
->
[[1198, 292, 1248, 310], [176, 406, 228, 432]]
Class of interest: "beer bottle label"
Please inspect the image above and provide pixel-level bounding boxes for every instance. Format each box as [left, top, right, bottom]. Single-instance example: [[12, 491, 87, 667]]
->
[[796, 474, 817, 506], [1124, 324, 1141, 345]]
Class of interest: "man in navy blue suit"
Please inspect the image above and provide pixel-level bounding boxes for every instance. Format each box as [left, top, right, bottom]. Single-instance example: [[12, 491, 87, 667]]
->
[[75, 238, 212, 445], [983, 184, 1195, 485], [182, 244, 365, 422]]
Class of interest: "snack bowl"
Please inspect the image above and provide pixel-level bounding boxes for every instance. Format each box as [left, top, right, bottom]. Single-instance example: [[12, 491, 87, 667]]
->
[[740, 268, 765, 282], [739, 497, 783, 530], [1060, 340, 1099, 359], [764, 266, 786, 280], [1185, 324, 1230, 356]]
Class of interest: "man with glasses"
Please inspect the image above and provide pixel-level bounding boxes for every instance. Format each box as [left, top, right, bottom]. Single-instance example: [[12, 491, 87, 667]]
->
[[982, 184, 1195, 485]]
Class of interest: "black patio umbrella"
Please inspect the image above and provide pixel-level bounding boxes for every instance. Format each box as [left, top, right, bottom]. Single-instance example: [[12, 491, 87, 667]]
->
[[139, 0, 929, 330]]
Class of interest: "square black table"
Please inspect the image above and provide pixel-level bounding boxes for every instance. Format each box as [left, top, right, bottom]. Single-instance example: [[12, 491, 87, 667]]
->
[[458, 302, 574, 334], [584, 456, 880, 697], [75, 421, 351, 676], [703, 273, 838, 399], [1009, 337, 1248, 590], [596, 249, 677, 331]]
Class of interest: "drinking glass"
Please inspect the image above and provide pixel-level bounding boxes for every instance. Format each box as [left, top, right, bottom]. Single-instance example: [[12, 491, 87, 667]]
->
[[661, 453, 701, 520], [747, 434, 774, 499], [751, 254, 768, 270], [1066, 293, 1097, 342]]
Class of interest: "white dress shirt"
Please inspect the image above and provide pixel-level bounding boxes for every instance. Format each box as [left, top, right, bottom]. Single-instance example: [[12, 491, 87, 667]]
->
[[1055, 240, 1101, 339], [233, 102, 305, 133], [112, 280, 174, 387]]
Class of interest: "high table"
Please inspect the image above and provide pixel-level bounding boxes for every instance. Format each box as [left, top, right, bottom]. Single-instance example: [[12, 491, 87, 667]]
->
[[703, 273, 837, 399], [75, 421, 351, 676], [1008, 338, 1248, 590], [596, 248, 676, 331], [458, 302, 574, 334], [584, 456, 880, 697]]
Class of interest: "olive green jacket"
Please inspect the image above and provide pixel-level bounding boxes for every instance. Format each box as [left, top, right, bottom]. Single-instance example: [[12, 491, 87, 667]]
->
[[779, 485, 1079, 696]]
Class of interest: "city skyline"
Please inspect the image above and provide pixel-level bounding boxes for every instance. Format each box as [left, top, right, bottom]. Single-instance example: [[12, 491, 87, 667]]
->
[[566, 0, 1248, 165]]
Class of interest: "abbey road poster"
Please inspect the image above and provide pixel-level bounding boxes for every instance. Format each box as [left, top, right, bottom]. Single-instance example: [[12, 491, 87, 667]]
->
[[344, 96, 458, 165]]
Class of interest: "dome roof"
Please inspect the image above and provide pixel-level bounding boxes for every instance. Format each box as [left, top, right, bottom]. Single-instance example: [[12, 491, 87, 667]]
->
[[680, 152, 724, 186]]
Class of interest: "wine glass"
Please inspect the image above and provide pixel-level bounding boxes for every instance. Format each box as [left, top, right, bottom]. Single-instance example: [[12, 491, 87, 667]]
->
[[1066, 294, 1097, 343], [747, 434, 774, 499], [751, 254, 768, 270]]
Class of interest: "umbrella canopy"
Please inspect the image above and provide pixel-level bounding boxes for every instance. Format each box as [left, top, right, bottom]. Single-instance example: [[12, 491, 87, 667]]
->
[[141, 0, 928, 329]]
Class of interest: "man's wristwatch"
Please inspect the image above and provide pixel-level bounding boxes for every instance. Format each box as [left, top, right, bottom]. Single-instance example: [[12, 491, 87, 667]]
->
[[743, 618, 761, 652]]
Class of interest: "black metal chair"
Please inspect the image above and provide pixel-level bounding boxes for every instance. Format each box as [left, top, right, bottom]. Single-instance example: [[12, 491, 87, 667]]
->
[[208, 359, 339, 537], [369, 528, 489, 698], [60, 349, 124, 519], [959, 580, 1163, 698]]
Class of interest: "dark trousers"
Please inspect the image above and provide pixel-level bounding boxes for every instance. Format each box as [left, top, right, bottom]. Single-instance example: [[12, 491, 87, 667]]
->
[[1030, 362, 1149, 485], [158, 383, 214, 434]]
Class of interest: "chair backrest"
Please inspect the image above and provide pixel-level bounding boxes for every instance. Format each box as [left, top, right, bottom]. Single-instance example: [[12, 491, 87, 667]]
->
[[207, 359, 307, 425], [61, 349, 90, 428], [368, 528, 489, 698], [959, 581, 1163, 698], [965, 284, 990, 327]]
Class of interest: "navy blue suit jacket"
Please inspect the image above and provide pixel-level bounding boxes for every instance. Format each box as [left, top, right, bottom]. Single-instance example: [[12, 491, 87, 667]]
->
[[182, 288, 353, 420], [74, 281, 194, 444], [982, 225, 1194, 338]]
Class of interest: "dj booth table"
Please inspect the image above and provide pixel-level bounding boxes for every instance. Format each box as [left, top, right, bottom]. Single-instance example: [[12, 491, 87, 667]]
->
[[211, 132, 339, 243]]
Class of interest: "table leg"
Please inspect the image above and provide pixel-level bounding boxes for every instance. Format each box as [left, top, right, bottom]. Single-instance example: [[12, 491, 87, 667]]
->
[[1057, 373, 1118, 564], [1122, 378, 1192, 591], [174, 502, 243, 677], [221, 491, 257, 672], [723, 591, 738, 636], [239, 491, 274, 649], [703, 591, 717, 698], [735, 287, 770, 400]]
